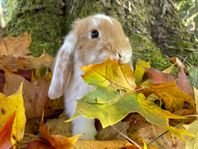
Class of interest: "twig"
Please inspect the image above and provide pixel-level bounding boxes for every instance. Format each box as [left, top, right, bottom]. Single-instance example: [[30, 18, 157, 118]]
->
[[111, 125, 142, 149]]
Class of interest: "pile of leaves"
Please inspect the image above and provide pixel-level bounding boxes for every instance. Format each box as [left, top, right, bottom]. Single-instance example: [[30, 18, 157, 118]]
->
[[0, 32, 198, 149]]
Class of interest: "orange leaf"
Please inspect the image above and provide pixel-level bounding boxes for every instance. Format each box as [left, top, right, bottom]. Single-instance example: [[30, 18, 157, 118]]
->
[[0, 112, 16, 149], [39, 114, 80, 149]]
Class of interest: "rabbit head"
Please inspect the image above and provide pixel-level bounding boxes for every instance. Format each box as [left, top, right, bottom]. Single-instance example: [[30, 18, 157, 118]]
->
[[48, 14, 132, 99]]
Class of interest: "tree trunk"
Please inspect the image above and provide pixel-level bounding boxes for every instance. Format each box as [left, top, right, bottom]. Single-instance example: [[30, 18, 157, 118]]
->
[[4, 0, 198, 69]]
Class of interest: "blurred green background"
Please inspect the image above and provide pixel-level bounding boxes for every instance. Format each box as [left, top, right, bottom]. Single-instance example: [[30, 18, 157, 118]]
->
[[176, 0, 198, 37]]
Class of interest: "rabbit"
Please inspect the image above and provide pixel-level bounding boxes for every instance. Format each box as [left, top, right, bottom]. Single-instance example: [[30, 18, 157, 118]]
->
[[48, 14, 132, 140]]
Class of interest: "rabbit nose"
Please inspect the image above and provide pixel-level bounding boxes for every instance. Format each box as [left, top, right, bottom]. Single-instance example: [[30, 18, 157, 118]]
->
[[118, 51, 132, 64]]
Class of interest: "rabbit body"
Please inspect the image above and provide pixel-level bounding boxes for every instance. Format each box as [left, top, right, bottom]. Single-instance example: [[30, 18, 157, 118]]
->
[[48, 14, 132, 139]]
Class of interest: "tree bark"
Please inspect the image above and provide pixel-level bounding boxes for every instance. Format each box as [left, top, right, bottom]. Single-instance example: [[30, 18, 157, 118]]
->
[[4, 0, 198, 68]]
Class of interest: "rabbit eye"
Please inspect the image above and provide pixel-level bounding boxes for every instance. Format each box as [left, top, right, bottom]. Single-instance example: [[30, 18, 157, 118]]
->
[[91, 30, 99, 38]]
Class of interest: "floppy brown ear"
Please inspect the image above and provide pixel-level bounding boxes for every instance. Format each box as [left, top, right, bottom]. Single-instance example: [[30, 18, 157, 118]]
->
[[48, 32, 77, 99]]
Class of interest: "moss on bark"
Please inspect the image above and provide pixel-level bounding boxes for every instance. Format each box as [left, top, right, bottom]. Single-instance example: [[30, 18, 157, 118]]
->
[[4, 0, 198, 69]]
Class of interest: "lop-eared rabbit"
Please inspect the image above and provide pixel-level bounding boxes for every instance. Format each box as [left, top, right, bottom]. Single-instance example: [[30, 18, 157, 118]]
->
[[48, 14, 132, 139]]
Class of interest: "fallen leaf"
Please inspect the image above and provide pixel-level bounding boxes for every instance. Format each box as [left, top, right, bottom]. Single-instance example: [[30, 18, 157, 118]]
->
[[46, 112, 71, 137], [82, 58, 136, 91], [96, 121, 129, 140], [0, 55, 53, 73], [145, 68, 175, 85], [0, 83, 26, 144], [0, 32, 31, 57], [71, 86, 183, 128], [135, 60, 150, 85], [177, 67, 194, 98], [39, 115, 80, 149], [3, 71, 50, 119], [140, 81, 195, 113], [0, 112, 16, 149]]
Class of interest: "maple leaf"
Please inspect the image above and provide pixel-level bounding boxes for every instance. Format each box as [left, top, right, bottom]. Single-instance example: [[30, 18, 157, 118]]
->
[[0, 112, 16, 149], [0, 32, 31, 57], [82, 58, 136, 91], [139, 81, 195, 112], [67, 59, 186, 130], [145, 66, 194, 98], [70, 86, 183, 128], [0, 83, 26, 145]]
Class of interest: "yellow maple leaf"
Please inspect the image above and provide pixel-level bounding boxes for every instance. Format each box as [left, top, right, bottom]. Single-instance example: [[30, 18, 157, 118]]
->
[[0, 83, 26, 145], [82, 58, 136, 92], [140, 81, 195, 112]]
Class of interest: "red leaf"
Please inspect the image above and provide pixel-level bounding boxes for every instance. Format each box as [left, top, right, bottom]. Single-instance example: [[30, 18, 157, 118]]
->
[[177, 67, 194, 98], [145, 68, 175, 84], [0, 112, 16, 149]]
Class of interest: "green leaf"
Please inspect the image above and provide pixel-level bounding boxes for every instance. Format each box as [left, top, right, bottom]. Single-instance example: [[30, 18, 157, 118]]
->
[[73, 86, 183, 128]]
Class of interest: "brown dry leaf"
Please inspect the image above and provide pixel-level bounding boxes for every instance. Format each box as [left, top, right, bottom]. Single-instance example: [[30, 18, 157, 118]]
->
[[127, 114, 184, 149], [3, 71, 50, 119], [0, 56, 30, 72], [96, 121, 129, 140], [46, 112, 72, 137], [28, 52, 54, 68], [0, 32, 31, 57], [0, 55, 53, 72]]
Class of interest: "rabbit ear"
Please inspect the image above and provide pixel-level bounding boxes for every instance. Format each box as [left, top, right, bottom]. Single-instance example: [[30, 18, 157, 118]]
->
[[48, 32, 77, 99]]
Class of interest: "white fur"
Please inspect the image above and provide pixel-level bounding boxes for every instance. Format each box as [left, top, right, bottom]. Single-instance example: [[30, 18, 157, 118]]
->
[[65, 64, 96, 139], [91, 14, 112, 27], [48, 32, 77, 99]]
